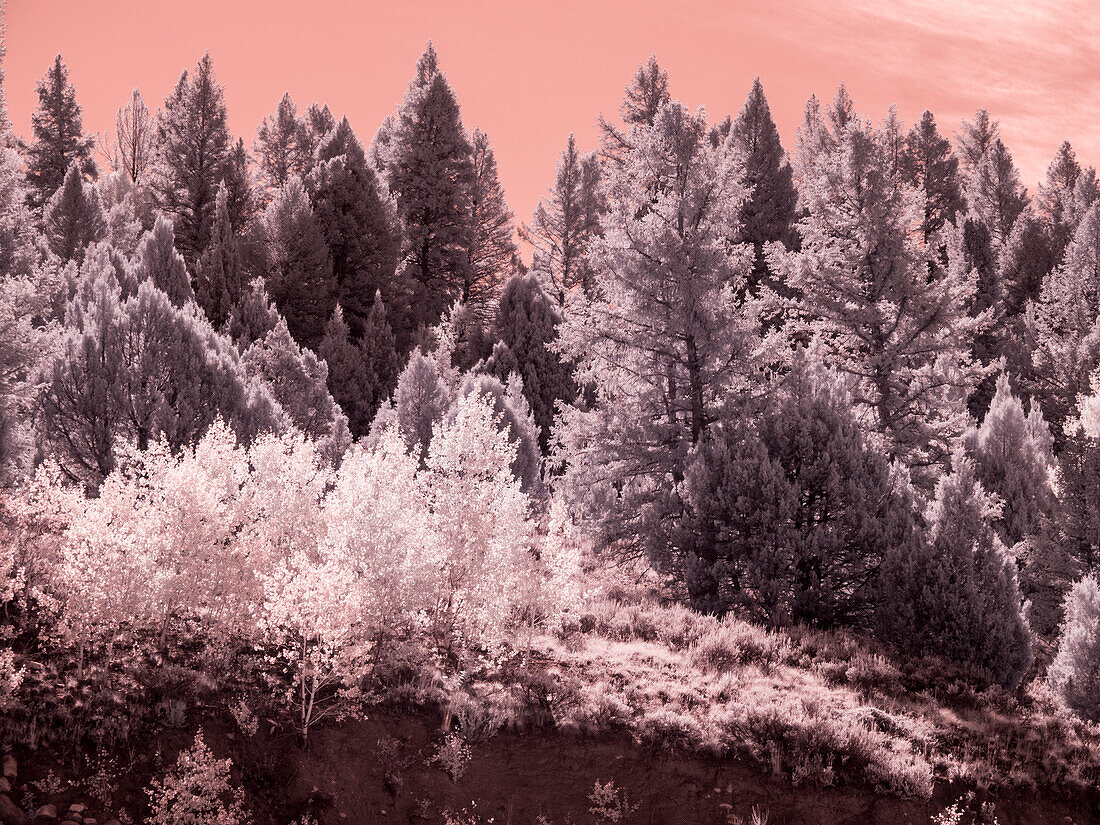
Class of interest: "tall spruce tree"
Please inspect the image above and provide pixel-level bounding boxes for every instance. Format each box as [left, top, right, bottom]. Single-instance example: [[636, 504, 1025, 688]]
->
[[319, 304, 374, 437], [464, 128, 516, 316], [195, 182, 243, 329], [24, 54, 96, 209], [900, 110, 963, 242], [308, 117, 403, 341], [254, 92, 311, 199], [256, 175, 335, 351], [489, 273, 575, 451], [150, 53, 235, 270], [376, 43, 475, 329], [44, 161, 106, 264], [522, 134, 603, 304], [726, 78, 797, 288]]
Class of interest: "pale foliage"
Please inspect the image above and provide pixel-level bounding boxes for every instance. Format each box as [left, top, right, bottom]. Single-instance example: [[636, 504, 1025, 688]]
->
[[146, 731, 247, 825]]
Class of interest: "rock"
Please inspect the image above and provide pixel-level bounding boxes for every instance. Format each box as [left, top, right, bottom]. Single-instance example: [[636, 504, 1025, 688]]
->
[[102, 821, 120, 825], [65, 807, 84, 816], [0, 780, 9, 794], [33, 805, 57, 822], [83, 819, 96, 825], [1, 756, 14, 780], [0, 793, 25, 825]]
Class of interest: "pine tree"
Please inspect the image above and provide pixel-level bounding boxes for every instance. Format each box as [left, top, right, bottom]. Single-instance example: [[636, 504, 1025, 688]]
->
[[1039, 141, 1084, 264], [242, 318, 346, 441], [680, 354, 918, 621], [40, 259, 280, 488], [465, 128, 516, 315], [227, 277, 281, 348], [792, 94, 833, 188], [776, 111, 982, 479], [254, 92, 311, 199], [256, 176, 335, 350], [308, 117, 403, 341], [133, 216, 195, 307], [877, 453, 1033, 688], [964, 373, 1055, 546], [598, 55, 671, 164], [521, 134, 603, 304], [956, 109, 999, 183], [24, 54, 96, 208], [195, 182, 243, 329], [900, 110, 963, 241], [376, 43, 475, 328], [150, 54, 233, 270], [1049, 576, 1100, 722], [359, 290, 401, 412], [1033, 203, 1100, 444], [113, 88, 153, 184], [489, 273, 575, 451], [44, 161, 106, 264], [222, 137, 255, 233], [726, 77, 798, 288], [557, 100, 759, 561], [966, 137, 1027, 252], [301, 103, 336, 157], [319, 304, 374, 437]]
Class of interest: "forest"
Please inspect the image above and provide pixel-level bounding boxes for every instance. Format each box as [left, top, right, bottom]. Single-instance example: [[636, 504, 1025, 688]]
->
[[0, 23, 1099, 825]]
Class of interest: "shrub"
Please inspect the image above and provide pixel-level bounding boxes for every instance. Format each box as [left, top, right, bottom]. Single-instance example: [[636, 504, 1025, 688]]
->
[[146, 731, 247, 825]]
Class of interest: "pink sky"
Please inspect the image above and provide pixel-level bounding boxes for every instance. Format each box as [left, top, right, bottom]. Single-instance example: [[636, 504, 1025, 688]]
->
[[6, 0, 1100, 234]]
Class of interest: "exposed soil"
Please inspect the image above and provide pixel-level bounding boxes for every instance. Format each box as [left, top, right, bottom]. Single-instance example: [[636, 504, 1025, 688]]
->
[[11, 709, 1099, 825]]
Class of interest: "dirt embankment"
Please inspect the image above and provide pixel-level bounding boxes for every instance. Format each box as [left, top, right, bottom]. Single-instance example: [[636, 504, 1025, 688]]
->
[[289, 712, 1097, 825]]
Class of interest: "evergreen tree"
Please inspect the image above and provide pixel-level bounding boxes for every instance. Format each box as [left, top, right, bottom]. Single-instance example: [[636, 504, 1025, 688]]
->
[[966, 137, 1027, 252], [900, 110, 963, 241], [598, 55, 672, 165], [394, 347, 448, 465], [1033, 203, 1100, 444], [376, 44, 475, 328], [43, 161, 106, 264], [776, 112, 982, 479], [113, 88, 153, 184], [521, 134, 603, 304], [24, 54, 96, 209], [557, 101, 759, 562], [792, 93, 833, 188], [133, 216, 195, 308], [359, 290, 401, 412], [254, 92, 311, 199], [227, 277, 281, 348], [40, 259, 281, 488], [150, 53, 233, 270], [465, 128, 516, 315], [1049, 576, 1100, 722], [726, 78, 797, 288], [489, 273, 575, 451], [680, 354, 918, 621], [242, 318, 346, 441], [256, 176, 335, 350], [1039, 141, 1084, 265], [620, 54, 670, 127], [877, 453, 1033, 688], [956, 109, 999, 183], [964, 373, 1056, 547], [302, 102, 336, 156], [308, 117, 403, 340], [319, 304, 374, 437], [195, 182, 243, 329]]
